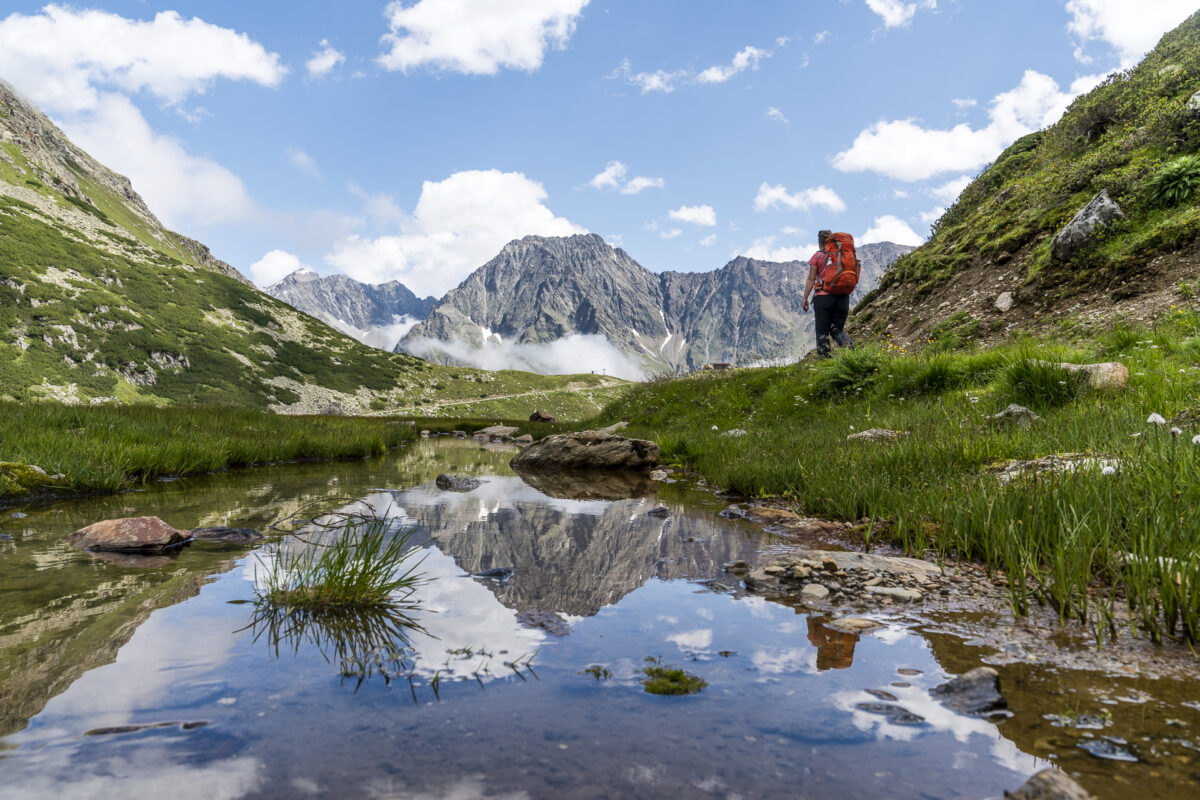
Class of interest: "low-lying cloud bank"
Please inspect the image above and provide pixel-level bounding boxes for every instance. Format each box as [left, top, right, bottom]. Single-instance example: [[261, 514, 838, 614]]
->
[[401, 333, 646, 380]]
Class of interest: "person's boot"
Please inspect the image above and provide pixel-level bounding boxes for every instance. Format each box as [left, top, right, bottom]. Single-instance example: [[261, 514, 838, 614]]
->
[[833, 331, 855, 349]]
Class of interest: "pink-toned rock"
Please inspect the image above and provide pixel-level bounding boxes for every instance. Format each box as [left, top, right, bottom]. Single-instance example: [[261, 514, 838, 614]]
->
[[1006, 769, 1094, 799], [67, 516, 191, 553]]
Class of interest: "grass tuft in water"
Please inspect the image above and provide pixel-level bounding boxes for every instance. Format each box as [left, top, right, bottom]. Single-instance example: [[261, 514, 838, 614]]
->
[[641, 657, 707, 695]]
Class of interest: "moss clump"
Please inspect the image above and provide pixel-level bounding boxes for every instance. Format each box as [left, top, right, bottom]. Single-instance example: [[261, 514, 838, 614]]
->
[[641, 660, 707, 695], [0, 461, 66, 498]]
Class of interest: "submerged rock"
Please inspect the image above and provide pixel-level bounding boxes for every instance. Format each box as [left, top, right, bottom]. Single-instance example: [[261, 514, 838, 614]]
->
[[645, 506, 671, 518], [853, 702, 925, 726], [931, 666, 1007, 718], [67, 516, 191, 553], [189, 526, 264, 543], [510, 429, 659, 471], [435, 473, 483, 492], [1051, 190, 1124, 261], [1006, 769, 1095, 800], [513, 434, 534, 446]]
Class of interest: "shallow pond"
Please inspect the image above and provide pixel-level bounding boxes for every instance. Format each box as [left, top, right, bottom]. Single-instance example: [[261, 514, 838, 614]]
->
[[1, 438, 1197, 799]]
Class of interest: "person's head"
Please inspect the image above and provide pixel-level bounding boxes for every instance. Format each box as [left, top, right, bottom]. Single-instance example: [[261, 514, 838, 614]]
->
[[818, 230, 832, 248]]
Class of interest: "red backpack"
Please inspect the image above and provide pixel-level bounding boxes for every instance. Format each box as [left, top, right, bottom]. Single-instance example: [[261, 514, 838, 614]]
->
[[817, 232, 859, 295]]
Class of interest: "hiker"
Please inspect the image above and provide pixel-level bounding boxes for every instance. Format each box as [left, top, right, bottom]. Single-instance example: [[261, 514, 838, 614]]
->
[[802, 229, 858, 358]]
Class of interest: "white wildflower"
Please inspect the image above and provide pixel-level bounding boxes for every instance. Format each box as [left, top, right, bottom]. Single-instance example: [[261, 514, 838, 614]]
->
[[1192, 434, 1200, 445], [1171, 427, 1183, 437], [1148, 413, 1167, 425], [1101, 465, 1116, 475], [711, 425, 718, 431]]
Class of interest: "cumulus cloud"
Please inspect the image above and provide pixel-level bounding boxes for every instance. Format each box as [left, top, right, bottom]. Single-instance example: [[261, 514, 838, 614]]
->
[[700, 233, 717, 246], [378, 0, 589, 74], [696, 45, 771, 84], [403, 333, 646, 380], [833, 70, 1100, 181], [659, 228, 683, 240], [813, 30, 831, 44], [325, 169, 584, 296], [754, 183, 846, 214], [865, 0, 938, 28], [951, 97, 977, 109], [612, 42, 774, 94], [929, 174, 971, 204], [766, 106, 789, 123], [0, 5, 284, 229], [668, 204, 717, 227], [250, 249, 307, 287], [1066, 0, 1196, 67], [306, 39, 346, 77], [286, 148, 321, 178], [862, 215, 925, 246], [589, 161, 663, 194], [741, 235, 816, 263]]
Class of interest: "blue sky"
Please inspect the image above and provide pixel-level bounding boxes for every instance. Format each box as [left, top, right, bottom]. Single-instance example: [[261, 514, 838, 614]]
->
[[0, 1, 1195, 295]]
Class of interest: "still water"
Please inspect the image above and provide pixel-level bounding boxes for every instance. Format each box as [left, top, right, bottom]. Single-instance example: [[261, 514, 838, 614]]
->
[[0, 438, 1197, 799]]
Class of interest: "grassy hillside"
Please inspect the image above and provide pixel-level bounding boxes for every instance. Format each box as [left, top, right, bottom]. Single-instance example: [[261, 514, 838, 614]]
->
[[855, 10, 1200, 345], [594, 308, 1200, 644]]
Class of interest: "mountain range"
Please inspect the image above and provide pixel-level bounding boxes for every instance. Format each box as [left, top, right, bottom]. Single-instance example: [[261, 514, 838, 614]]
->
[[270, 234, 911, 374]]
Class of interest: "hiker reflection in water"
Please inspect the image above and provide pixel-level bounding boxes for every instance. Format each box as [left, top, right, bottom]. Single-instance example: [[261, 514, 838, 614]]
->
[[802, 229, 856, 358], [807, 616, 859, 671]]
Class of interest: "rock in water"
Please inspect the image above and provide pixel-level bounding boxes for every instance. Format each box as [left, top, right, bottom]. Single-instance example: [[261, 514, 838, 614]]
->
[[68, 516, 191, 553], [1051, 190, 1124, 261], [645, 506, 671, 518], [510, 429, 659, 471], [435, 473, 483, 492], [931, 666, 1008, 717], [190, 526, 264, 543], [471, 567, 515, 581], [1005, 769, 1095, 800]]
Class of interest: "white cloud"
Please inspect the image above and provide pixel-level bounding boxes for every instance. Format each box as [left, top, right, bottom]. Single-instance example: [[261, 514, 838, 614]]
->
[[1066, 0, 1196, 67], [621, 175, 664, 194], [589, 162, 662, 194], [951, 97, 977, 109], [325, 169, 584, 296], [378, 0, 589, 74], [929, 174, 971, 204], [250, 249, 307, 287], [668, 204, 717, 227], [609, 58, 688, 94], [306, 39, 345, 77], [754, 183, 846, 214], [813, 30, 831, 44], [589, 160, 627, 190], [659, 228, 684, 240], [861, 214, 925, 246], [919, 206, 945, 225], [0, 5, 284, 230], [834, 70, 1100, 181], [700, 233, 717, 246], [892, 188, 910, 199], [404, 333, 646, 380], [766, 106, 789, 124], [613, 42, 773, 93], [741, 235, 816, 263], [286, 148, 321, 179], [696, 45, 771, 84], [865, 0, 938, 28]]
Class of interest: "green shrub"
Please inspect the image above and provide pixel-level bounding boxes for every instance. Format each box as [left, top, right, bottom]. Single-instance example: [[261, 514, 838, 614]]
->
[[1146, 154, 1200, 207], [641, 659, 707, 695], [812, 346, 884, 397]]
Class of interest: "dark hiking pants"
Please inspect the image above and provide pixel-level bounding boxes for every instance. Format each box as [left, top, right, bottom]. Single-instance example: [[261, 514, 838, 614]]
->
[[813, 293, 853, 357]]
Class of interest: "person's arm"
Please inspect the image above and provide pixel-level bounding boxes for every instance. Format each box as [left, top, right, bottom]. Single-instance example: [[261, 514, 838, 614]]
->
[[802, 258, 820, 311]]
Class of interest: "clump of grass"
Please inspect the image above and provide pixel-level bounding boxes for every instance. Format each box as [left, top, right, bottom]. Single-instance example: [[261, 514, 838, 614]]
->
[[812, 346, 885, 397], [257, 513, 425, 610], [641, 657, 707, 695], [1146, 154, 1200, 207], [1003, 356, 1083, 409]]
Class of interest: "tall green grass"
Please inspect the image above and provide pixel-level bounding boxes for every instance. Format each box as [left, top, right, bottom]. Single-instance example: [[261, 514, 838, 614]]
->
[[596, 311, 1200, 645], [0, 403, 418, 501]]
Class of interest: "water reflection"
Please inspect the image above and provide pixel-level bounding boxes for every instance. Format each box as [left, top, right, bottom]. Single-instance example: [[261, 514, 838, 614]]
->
[[807, 617, 860, 671]]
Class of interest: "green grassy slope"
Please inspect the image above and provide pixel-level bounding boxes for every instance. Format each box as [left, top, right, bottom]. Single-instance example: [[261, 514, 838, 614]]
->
[[855, 11, 1200, 345]]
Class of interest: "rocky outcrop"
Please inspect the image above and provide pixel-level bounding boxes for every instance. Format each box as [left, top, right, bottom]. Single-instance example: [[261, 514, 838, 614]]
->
[[510, 429, 659, 472], [529, 410, 555, 422], [435, 473, 483, 492], [398, 234, 913, 371], [1006, 770, 1095, 800], [67, 516, 191, 552], [741, 550, 947, 606], [1051, 190, 1124, 261], [1186, 89, 1200, 118]]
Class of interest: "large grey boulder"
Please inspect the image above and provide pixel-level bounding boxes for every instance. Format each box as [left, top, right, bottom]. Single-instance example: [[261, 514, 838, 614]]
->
[[510, 429, 659, 471], [1051, 190, 1124, 261], [68, 516, 191, 553], [1060, 361, 1129, 390], [1006, 769, 1094, 800], [1186, 90, 1200, 119]]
